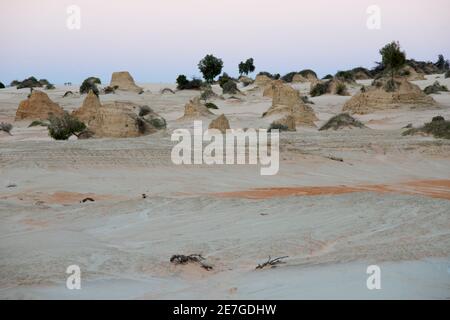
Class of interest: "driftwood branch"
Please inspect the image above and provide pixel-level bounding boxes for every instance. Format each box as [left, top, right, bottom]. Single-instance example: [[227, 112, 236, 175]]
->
[[170, 254, 213, 270], [256, 256, 289, 270]]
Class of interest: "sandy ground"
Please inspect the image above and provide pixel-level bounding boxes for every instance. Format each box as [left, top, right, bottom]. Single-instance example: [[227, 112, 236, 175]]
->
[[0, 75, 449, 299]]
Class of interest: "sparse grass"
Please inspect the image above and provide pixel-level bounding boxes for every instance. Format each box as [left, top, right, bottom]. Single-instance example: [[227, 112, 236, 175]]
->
[[403, 116, 450, 139], [335, 82, 348, 96], [319, 113, 365, 131], [445, 71, 450, 78]]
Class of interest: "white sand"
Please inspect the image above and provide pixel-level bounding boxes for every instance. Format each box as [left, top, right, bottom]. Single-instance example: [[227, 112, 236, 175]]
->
[[0, 75, 449, 299]]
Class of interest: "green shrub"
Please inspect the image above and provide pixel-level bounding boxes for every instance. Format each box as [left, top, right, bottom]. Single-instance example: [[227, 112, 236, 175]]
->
[[445, 71, 450, 78], [298, 69, 317, 79], [176, 75, 203, 90], [322, 74, 333, 80], [403, 116, 450, 139], [80, 77, 99, 95], [257, 72, 280, 80], [268, 123, 289, 132], [28, 120, 49, 127], [45, 83, 55, 90], [148, 118, 167, 129], [222, 80, 238, 94], [139, 105, 152, 117], [200, 87, 217, 101], [218, 73, 232, 88], [310, 82, 329, 97], [335, 71, 354, 82], [48, 112, 87, 140], [0, 82, 5, 89], [0, 122, 13, 135], [205, 102, 218, 109], [424, 81, 449, 94], [319, 113, 365, 131], [198, 54, 223, 83], [281, 72, 298, 82], [335, 82, 348, 96], [16, 76, 41, 89]]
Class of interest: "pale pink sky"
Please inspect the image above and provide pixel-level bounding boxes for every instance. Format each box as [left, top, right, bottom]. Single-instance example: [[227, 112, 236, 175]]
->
[[1, 0, 449, 84]]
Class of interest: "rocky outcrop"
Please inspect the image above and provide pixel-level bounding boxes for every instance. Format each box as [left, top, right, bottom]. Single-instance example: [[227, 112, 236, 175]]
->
[[208, 114, 230, 133], [15, 90, 64, 121], [263, 84, 317, 127], [255, 75, 272, 87], [263, 80, 284, 97], [72, 90, 102, 125], [179, 97, 214, 120], [87, 102, 164, 138], [343, 78, 436, 114], [110, 71, 143, 93], [292, 74, 308, 83]]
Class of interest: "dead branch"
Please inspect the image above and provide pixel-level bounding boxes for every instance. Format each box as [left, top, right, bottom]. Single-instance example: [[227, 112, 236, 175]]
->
[[170, 254, 213, 270], [255, 256, 289, 270]]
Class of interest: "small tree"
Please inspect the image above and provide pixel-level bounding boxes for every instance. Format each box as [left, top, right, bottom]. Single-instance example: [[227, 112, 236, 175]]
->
[[238, 58, 255, 75], [379, 41, 406, 84], [435, 54, 450, 72], [198, 54, 223, 83], [80, 77, 100, 95], [48, 112, 86, 140]]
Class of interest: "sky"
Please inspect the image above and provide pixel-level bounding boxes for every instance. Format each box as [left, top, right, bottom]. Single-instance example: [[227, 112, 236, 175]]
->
[[1, 0, 449, 85]]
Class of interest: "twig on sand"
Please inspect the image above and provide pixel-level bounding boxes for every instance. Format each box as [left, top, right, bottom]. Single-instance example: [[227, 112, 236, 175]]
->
[[255, 256, 289, 270], [326, 155, 344, 162], [170, 254, 213, 270], [80, 197, 95, 203]]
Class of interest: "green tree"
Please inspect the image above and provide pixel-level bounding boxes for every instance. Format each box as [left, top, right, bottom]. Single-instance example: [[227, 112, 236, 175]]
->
[[238, 58, 255, 75], [198, 54, 223, 83], [379, 41, 406, 83]]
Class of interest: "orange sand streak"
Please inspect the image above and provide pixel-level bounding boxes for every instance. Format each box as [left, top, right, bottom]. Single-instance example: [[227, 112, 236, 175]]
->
[[213, 180, 450, 200]]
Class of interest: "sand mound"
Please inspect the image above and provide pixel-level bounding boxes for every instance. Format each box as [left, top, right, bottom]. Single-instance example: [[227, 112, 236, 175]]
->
[[87, 102, 159, 138], [262, 80, 284, 97], [310, 78, 349, 96], [238, 76, 254, 86], [74, 100, 165, 138], [353, 70, 372, 80], [72, 90, 102, 125], [319, 113, 366, 131], [292, 74, 308, 83], [110, 71, 143, 93], [343, 78, 436, 114], [255, 75, 272, 87], [263, 84, 317, 127], [15, 90, 64, 121], [208, 114, 230, 133], [401, 66, 426, 81], [179, 97, 214, 120]]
